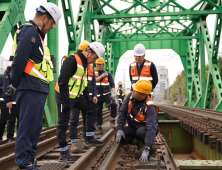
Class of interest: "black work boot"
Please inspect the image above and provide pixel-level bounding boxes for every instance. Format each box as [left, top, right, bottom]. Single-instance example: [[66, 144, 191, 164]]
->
[[58, 150, 77, 163], [84, 137, 105, 147]]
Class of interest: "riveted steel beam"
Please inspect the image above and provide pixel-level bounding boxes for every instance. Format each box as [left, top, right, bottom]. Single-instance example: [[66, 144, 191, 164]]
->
[[92, 9, 222, 20], [61, 0, 77, 55], [187, 40, 202, 107], [0, 0, 27, 54]]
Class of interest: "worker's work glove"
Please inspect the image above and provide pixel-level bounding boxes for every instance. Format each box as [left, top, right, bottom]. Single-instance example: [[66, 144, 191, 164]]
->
[[139, 149, 149, 162], [111, 94, 116, 99], [61, 95, 70, 112], [115, 130, 125, 142], [6, 84, 16, 97], [102, 72, 108, 78]]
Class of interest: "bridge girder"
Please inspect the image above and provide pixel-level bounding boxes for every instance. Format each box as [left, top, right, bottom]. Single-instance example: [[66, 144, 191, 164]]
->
[[1, 0, 222, 127]]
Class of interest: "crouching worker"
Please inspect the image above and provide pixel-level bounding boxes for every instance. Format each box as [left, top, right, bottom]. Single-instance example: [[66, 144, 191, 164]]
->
[[115, 80, 158, 162]]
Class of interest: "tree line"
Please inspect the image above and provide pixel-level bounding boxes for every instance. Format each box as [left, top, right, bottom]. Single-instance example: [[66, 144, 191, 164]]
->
[[165, 56, 222, 106]]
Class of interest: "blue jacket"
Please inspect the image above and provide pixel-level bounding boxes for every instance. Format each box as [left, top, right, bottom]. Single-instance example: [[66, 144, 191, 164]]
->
[[11, 20, 49, 94], [1, 70, 16, 104], [117, 93, 158, 147], [0, 74, 3, 98]]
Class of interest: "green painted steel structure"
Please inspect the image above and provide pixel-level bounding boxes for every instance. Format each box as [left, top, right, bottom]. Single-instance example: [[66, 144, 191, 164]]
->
[[0, 0, 222, 126]]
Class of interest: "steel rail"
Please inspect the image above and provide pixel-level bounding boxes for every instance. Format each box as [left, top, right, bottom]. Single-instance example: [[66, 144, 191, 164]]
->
[[0, 110, 110, 169], [160, 104, 222, 122], [97, 141, 120, 170], [0, 110, 110, 158], [161, 104, 222, 117], [0, 125, 57, 145], [159, 104, 222, 140], [94, 133, 179, 170], [67, 128, 115, 170], [156, 133, 179, 170]]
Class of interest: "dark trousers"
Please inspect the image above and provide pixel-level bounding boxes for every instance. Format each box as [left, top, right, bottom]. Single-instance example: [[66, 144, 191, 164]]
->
[[56, 92, 97, 148], [69, 96, 96, 140], [69, 108, 82, 139], [120, 126, 146, 144], [15, 90, 47, 168], [97, 94, 117, 126], [0, 103, 18, 140]]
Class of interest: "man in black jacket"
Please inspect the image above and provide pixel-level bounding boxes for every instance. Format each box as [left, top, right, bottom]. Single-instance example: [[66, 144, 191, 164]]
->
[[55, 42, 106, 163]]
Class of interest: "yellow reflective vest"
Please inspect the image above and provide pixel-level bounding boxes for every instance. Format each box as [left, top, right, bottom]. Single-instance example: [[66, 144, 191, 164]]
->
[[55, 54, 88, 99], [11, 23, 54, 84]]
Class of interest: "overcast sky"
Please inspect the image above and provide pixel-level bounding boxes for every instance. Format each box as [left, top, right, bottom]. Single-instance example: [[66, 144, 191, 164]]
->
[[1, 0, 221, 87]]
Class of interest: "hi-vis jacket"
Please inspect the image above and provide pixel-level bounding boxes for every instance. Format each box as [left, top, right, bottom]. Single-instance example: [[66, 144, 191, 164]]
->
[[11, 23, 54, 84], [95, 70, 110, 97], [55, 54, 88, 99], [128, 96, 156, 122], [130, 60, 152, 84]]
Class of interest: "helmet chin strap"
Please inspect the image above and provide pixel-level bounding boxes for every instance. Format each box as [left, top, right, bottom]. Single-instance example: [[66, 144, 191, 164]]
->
[[42, 18, 52, 32]]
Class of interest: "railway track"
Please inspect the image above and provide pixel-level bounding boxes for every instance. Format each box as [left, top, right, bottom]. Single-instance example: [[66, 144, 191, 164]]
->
[[0, 108, 179, 170], [0, 110, 111, 169], [93, 133, 179, 170], [159, 104, 222, 153]]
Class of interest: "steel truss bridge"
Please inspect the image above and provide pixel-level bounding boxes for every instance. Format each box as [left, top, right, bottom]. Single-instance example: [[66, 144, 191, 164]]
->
[[0, 0, 222, 126]]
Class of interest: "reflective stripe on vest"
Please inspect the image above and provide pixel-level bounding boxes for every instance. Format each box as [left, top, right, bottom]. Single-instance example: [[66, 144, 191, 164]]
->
[[11, 23, 54, 84], [130, 60, 152, 82], [55, 54, 88, 99], [97, 92, 111, 97], [96, 82, 109, 86], [128, 96, 155, 122]]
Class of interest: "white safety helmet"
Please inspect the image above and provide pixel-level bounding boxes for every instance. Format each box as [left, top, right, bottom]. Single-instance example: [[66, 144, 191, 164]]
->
[[40, 2, 62, 28], [134, 43, 146, 56], [89, 42, 105, 58]]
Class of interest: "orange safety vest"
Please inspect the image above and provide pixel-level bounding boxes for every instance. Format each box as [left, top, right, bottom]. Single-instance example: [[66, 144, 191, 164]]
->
[[88, 64, 94, 81], [128, 96, 156, 122], [95, 70, 110, 96], [130, 60, 153, 84]]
